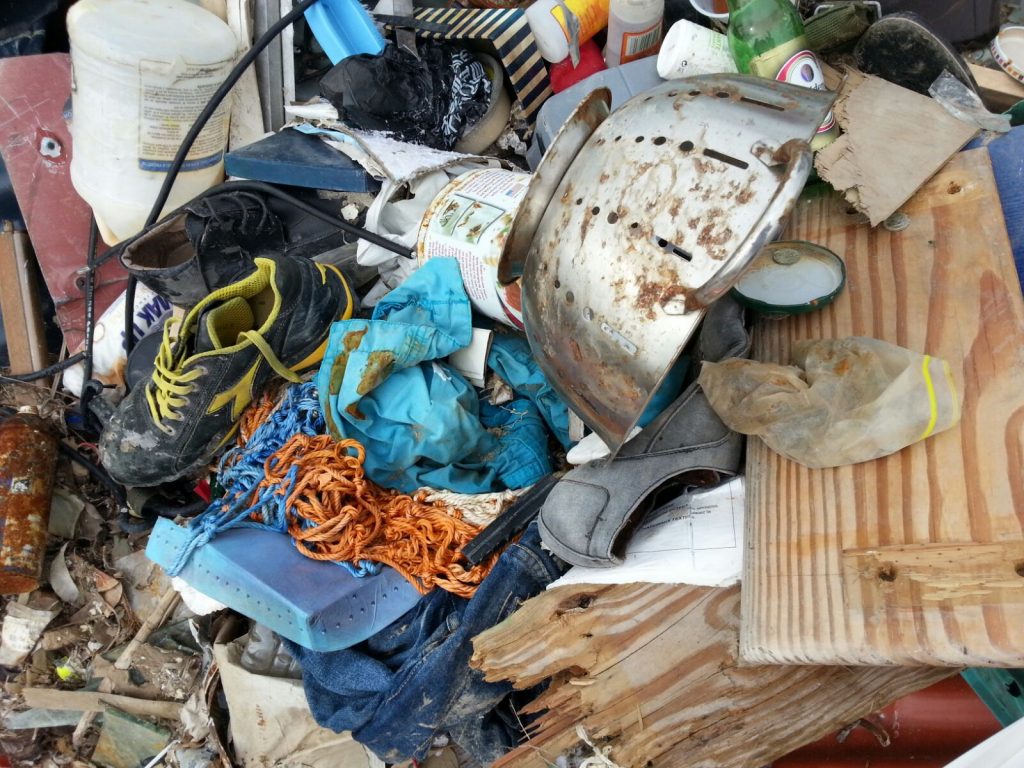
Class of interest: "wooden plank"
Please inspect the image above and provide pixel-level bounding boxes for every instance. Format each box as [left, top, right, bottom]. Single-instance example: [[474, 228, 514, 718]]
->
[[0, 224, 48, 375], [471, 583, 951, 768], [815, 70, 978, 227], [20, 687, 183, 721], [969, 63, 1024, 113], [742, 147, 1024, 667]]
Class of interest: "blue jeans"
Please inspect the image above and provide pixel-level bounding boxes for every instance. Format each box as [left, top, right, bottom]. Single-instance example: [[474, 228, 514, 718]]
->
[[286, 521, 566, 764]]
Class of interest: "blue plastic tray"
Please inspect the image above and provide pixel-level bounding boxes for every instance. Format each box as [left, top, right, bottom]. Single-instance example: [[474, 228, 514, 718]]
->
[[146, 518, 421, 652]]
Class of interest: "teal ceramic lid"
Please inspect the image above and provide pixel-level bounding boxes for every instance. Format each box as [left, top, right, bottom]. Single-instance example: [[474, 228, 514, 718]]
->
[[731, 241, 846, 315]]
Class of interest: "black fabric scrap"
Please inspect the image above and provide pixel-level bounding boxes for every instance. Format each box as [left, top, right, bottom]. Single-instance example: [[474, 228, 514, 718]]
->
[[319, 41, 491, 151]]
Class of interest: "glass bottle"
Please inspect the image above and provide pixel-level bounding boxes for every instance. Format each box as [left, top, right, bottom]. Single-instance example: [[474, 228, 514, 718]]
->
[[726, 0, 838, 150]]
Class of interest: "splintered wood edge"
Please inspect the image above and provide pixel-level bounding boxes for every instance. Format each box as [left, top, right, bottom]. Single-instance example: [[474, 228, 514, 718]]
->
[[474, 583, 953, 768]]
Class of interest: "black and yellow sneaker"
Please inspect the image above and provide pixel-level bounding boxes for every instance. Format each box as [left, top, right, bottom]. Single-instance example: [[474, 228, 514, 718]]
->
[[99, 255, 353, 487]]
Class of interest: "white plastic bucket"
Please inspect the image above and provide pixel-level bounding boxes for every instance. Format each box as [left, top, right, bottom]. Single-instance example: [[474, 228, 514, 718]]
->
[[416, 168, 529, 329], [68, 0, 238, 245]]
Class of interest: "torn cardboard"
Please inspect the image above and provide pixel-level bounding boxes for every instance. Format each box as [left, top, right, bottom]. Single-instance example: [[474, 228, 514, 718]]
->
[[815, 70, 979, 226]]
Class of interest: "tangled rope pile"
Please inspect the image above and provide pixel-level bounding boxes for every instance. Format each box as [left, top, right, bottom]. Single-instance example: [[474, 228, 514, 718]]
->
[[169, 381, 498, 597], [258, 434, 497, 596]]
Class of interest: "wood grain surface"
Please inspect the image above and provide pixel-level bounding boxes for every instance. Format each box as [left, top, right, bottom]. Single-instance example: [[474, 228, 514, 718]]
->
[[471, 583, 951, 768], [742, 148, 1024, 666]]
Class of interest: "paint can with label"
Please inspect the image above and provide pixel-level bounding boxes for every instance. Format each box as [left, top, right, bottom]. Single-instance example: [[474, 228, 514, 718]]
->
[[417, 168, 530, 329]]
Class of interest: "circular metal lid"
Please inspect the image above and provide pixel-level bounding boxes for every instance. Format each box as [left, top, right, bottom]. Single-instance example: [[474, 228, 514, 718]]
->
[[731, 240, 846, 315], [991, 26, 1024, 84]]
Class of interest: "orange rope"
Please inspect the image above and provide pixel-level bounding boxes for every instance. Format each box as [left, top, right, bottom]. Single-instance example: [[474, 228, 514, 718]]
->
[[251, 433, 499, 598], [238, 388, 280, 445]]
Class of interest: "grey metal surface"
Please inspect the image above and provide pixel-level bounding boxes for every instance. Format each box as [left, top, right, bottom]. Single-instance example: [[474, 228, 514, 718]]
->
[[500, 88, 611, 285], [522, 74, 835, 454], [526, 57, 663, 171]]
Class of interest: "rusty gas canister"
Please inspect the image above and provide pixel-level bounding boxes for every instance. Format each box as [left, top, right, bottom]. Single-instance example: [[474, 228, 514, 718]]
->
[[0, 407, 58, 594]]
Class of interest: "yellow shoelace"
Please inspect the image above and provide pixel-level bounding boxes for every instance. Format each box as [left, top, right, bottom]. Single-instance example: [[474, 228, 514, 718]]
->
[[146, 319, 300, 433]]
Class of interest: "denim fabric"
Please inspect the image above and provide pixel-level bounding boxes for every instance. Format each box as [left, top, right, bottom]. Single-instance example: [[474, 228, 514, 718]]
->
[[286, 522, 567, 764]]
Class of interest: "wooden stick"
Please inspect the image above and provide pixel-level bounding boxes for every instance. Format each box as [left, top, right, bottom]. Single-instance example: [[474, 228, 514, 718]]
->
[[115, 590, 181, 671], [21, 687, 182, 720]]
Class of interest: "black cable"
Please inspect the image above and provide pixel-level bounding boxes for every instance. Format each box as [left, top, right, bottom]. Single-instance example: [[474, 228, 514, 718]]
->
[[2, 352, 88, 382], [124, 0, 325, 363], [82, 217, 98, 385], [58, 441, 127, 508], [80, 216, 100, 427]]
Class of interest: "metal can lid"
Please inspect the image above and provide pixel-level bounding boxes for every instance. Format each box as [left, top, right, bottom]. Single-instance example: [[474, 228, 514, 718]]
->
[[991, 26, 1024, 84], [730, 240, 846, 316]]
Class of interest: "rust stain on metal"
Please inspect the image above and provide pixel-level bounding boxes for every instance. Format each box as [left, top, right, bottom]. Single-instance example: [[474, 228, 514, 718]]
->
[[635, 280, 663, 320], [569, 338, 583, 362], [0, 412, 58, 594]]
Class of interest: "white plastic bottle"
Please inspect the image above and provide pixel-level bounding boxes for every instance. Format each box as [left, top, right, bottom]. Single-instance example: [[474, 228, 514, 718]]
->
[[526, 0, 611, 63], [67, 0, 238, 245], [604, 0, 664, 67]]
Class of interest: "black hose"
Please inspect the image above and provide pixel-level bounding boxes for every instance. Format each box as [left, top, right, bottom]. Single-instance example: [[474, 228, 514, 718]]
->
[[124, 0, 325, 363], [2, 352, 88, 382], [58, 442, 127, 508], [82, 217, 98, 385]]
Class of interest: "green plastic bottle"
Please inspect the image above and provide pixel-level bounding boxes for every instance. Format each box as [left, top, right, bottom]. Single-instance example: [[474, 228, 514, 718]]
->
[[726, 0, 838, 150]]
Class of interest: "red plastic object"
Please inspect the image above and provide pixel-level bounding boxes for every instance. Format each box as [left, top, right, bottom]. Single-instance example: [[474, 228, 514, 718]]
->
[[0, 54, 127, 352], [773, 676, 1002, 768], [549, 40, 607, 93]]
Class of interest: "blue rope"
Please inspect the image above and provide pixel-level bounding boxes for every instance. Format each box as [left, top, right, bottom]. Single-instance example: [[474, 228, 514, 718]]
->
[[166, 381, 380, 578]]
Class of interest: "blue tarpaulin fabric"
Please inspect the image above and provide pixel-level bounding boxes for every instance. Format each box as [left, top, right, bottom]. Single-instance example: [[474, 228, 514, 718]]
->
[[316, 258, 550, 493]]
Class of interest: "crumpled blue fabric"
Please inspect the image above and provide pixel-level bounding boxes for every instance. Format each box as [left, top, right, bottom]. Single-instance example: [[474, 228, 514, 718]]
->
[[316, 258, 551, 493], [487, 334, 573, 448]]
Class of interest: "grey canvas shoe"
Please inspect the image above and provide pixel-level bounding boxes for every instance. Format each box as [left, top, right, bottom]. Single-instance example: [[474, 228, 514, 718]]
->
[[538, 296, 750, 568]]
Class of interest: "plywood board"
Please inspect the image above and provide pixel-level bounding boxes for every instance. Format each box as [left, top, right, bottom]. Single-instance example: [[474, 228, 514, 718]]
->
[[742, 148, 1024, 666], [471, 583, 951, 768], [815, 70, 978, 227]]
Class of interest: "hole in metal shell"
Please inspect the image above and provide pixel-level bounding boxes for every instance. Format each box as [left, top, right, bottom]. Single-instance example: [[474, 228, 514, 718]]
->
[[607, 212, 619, 224], [688, 89, 701, 96], [715, 90, 730, 98], [576, 197, 583, 205], [565, 290, 575, 304], [653, 136, 666, 146], [635, 136, 644, 143], [680, 140, 694, 152], [702, 147, 749, 169], [630, 222, 640, 230], [740, 96, 785, 111], [554, 279, 561, 289], [591, 206, 600, 215], [654, 236, 693, 262]]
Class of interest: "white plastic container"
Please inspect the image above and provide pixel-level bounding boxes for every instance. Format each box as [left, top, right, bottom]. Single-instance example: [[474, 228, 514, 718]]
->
[[68, 0, 238, 245], [62, 283, 173, 396], [525, 0, 611, 63], [657, 18, 738, 79], [604, 0, 664, 67]]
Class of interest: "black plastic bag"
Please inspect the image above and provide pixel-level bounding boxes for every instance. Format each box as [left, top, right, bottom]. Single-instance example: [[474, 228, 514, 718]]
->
[[320, 41, 491, 151]]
